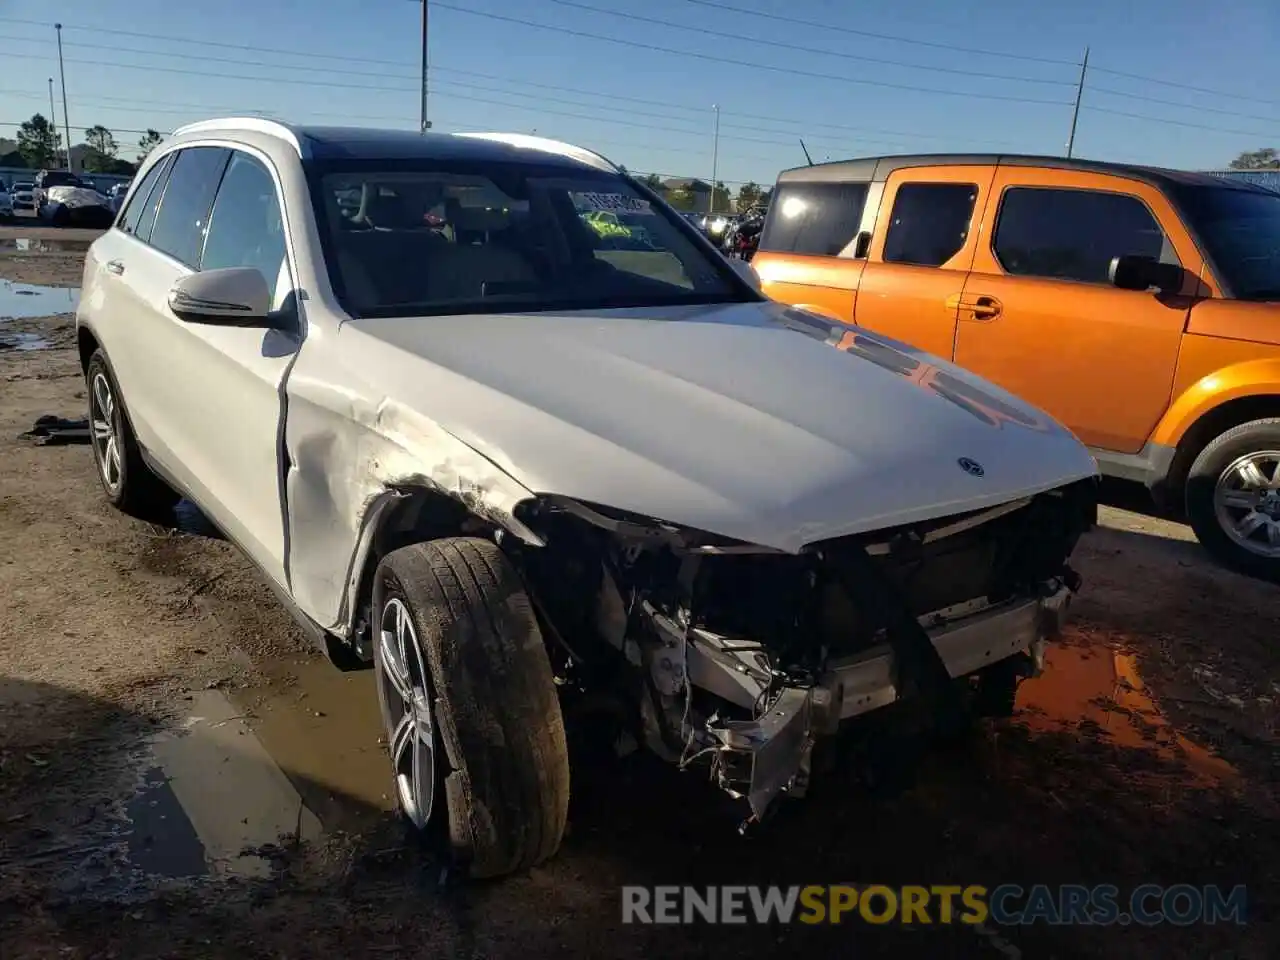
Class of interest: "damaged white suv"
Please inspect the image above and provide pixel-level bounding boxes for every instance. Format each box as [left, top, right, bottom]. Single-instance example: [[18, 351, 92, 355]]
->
[[77, 119, 1098, 878]]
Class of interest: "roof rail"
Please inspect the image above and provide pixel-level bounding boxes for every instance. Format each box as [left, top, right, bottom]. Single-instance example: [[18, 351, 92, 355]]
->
[[454, 132, 618, 172], [169, 117, 307, 157]]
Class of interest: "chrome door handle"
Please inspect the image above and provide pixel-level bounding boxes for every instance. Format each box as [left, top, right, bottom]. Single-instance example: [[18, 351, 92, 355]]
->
[[105, 260, 125, 276]]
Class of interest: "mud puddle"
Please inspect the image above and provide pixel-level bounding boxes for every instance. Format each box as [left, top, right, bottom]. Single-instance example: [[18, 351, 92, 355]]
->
[[227, 659, 394, 832], [1019, 640, 1234, 782], [0, 330, 51, 351], [0, 237, 92, 254], [0, 280, 80, 318]]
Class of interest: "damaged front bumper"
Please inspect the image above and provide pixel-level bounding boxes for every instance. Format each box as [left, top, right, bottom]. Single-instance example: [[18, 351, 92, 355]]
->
[[702, 579, 1073, 819]]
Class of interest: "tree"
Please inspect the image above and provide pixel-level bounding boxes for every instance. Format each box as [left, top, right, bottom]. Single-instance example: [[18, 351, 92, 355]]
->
[[83, 125, 119, 173], [1229, 148, 1280, 170], [136, 128, 163, 163], [736, 181, 762, 212], [712, 181, 731, 212], [638, 172, 664, 191], [667, 188, 696, 211], [16, 113, 61, 169]]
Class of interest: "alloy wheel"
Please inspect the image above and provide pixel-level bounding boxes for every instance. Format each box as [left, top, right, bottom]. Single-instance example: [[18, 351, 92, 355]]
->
[[89, 372, 122, 494], [375, 597, 437, 828], [1213, 450, 1280, 558]]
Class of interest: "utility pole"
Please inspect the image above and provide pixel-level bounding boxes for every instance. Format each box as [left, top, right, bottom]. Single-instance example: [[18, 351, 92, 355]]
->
[[710, 104, 720, 214], [419, 0, 431, 133], [54, 24, 72, 171], [47, 77, 59, 167], [1066, 46, 1089, 159]]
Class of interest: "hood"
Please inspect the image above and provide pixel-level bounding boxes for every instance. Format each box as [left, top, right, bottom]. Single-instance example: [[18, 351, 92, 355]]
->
[[340, 301, 1097, 552]]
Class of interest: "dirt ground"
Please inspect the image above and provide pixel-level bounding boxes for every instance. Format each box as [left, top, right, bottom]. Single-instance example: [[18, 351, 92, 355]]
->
[[0, 226, 1276, 959]]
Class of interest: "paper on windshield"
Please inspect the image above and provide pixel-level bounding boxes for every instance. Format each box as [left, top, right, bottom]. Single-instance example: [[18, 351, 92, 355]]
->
[[570, 192, 654, 215]]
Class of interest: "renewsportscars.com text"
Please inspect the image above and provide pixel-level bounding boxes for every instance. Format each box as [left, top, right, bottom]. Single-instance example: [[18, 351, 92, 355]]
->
[[621, 884, 1247, 927]]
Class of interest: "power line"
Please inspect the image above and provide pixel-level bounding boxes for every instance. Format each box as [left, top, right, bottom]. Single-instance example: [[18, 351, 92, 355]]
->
[[7, 12, 1279, 116], [0, 29, 1013, 148], [0, 50, 904, 157], [4, 19, 1272, 142], [1089, 85, 1280, 129], [1090, 65, 1280, 110], [544, 0, 1074, 87], [1082, 105, 1280, 140], [429, 3, 1075, 106], [676, 0, 1078, 67]]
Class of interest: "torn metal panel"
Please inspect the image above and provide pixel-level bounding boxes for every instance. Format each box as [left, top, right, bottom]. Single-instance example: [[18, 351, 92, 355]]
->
[[280, 356, 542, 634]]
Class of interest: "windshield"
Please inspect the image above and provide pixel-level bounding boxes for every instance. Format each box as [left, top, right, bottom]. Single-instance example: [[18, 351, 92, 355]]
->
[[1175, 184, 1280, 301], [306, 159, 751, 318]]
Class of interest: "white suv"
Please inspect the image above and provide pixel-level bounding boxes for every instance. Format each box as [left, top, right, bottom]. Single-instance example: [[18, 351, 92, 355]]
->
[[77, 118, 1098, 878]]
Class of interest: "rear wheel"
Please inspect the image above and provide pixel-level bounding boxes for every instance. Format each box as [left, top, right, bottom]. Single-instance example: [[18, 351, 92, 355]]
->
[[372, 537, 570, 878], [85, 350, 178, 519], [1185, 418, 1280, 581]]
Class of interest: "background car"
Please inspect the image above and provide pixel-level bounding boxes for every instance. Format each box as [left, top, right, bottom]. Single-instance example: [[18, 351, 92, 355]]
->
[[10, 181, 35, 213], [0, 189, 12, 221], [38, 183, 115, 228], [107, 182, 132, 214]]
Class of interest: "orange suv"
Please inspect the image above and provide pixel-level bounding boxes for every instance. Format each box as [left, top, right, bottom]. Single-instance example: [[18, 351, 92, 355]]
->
[[752, 155, 1280, 578]]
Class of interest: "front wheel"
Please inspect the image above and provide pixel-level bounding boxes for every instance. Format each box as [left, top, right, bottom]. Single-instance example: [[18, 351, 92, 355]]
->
[[1185, 418, 1280, 581], [372, 537, 570, 878]]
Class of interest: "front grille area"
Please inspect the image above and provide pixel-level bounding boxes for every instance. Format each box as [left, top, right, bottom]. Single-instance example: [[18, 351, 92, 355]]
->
[[692, 478, 1097, 666]]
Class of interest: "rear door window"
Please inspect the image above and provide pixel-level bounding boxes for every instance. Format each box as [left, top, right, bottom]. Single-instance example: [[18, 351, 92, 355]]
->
[[759, 182, 869, 257], [882, 182, 978, 267], [148, 146, 232, 267], [992, 186, 1174, 284]]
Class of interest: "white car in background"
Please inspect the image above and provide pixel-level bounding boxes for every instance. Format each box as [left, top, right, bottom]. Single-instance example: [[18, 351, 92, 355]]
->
[[10, 181, 35, 213], [75, 118, 1099, 879]]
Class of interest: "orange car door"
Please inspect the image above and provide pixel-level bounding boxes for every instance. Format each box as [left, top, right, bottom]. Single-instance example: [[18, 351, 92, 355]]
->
[[752, 180, 874, 324], [954, 168, 1205, 454], [854, 165, 997, 358]]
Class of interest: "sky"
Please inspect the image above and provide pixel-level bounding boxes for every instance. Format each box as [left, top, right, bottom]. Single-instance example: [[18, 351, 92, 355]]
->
[[0, 0, 1276, 189]]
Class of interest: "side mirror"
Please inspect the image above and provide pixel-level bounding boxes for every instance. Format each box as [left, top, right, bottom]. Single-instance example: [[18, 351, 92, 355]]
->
[[1108, 255, 1184, 294], [168, 267, 279, 327], [851, 230, 872, 259], [729, 257, 762, 292]]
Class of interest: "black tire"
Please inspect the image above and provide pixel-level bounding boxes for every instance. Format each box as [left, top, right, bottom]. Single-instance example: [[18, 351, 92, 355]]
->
[[85, 349, 178, 519], [1185, 417, 1280, 581], [372, 537, 570, 878]]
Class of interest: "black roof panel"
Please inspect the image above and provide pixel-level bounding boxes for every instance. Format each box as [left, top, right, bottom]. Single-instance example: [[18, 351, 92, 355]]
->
[[775, 153, 1272, 193], [297, 126, 609, 171]]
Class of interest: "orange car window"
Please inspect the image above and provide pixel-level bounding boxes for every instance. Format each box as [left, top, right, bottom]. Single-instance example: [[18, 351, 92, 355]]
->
[[991, 186, 1178, 285], [882, 182, 979, 267], [758, 182, 869, 257]]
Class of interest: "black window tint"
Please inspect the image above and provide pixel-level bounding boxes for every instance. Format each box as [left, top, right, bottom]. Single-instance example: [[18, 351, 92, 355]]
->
[[759, 182, 869, 256], [118, 155, 170, 235], [200, 152, 288, 303], [148, 147, 231, 267], [883, 183, 978, 267], [993, 187, 1171, 284]]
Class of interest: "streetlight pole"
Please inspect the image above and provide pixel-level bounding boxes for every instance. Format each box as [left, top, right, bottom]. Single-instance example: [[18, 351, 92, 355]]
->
[[419, 0, 431, 133], [54, 24, 72, 171], [710, 104, 720, 214], [47, 77, 59, 167]]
